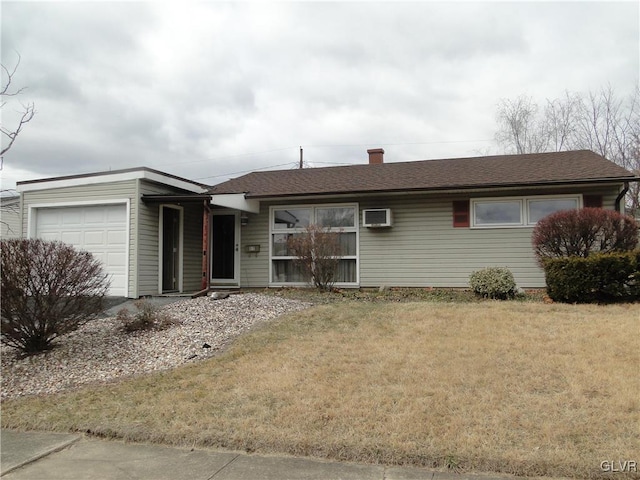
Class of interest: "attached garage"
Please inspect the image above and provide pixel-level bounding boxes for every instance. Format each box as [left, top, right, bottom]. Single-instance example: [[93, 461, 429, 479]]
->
[[17, 168, 213, 298], [33, 203, 129, 296]]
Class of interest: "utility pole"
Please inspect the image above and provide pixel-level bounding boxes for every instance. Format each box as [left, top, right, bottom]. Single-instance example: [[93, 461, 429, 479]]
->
[[299, 146, 303, 169]]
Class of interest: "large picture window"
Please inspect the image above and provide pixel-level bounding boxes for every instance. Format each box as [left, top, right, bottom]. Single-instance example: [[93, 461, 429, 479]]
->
[[471, 195, 581, 228], [270, 204, 358, 285]]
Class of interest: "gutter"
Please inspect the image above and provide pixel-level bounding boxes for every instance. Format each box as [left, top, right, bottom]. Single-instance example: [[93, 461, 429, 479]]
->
[[225, 177, 640, 200], [615, 181, 630, 213]]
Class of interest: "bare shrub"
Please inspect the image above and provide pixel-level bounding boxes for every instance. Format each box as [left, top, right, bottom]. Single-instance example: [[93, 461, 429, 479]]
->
[[532, 208, 638, 262], [287, 224, 342, 291], [1, 239, 110, 354], [118, 300, 178, 333]]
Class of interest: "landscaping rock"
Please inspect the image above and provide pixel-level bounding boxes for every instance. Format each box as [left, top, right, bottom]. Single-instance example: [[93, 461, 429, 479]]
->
[[208, 291, 230, 300], [1, 294, 310, 401]]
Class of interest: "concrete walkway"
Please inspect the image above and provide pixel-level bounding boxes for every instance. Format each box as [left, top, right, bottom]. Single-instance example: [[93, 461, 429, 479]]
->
[[0, 429, 525, 480]]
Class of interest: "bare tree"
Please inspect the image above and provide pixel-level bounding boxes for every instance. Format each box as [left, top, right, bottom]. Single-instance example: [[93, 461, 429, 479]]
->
[[574, 85, 621, 157], [495, 85, 640, 214], [609, 86, 640, 214], [495, 95, 547, 154], [287, 224, 342, 291], [543, 91, 580, 152], [1, 53, 36, 159]]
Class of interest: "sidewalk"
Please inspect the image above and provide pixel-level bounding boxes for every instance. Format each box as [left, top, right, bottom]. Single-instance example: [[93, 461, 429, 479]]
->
[[1, 429, 524, 480]]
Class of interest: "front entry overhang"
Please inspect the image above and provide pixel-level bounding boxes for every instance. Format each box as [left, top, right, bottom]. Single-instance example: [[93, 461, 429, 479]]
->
[[142, 193, 260, 214], [210, 194, 260, 213], [141, 192, 258, 294]]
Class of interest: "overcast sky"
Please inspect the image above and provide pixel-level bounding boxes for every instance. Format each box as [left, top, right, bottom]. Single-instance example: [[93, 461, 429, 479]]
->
[[1, 1, 638, 191]]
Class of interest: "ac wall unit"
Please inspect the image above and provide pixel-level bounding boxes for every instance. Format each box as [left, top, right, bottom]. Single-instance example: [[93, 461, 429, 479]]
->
[[362, 208, 392, 228]]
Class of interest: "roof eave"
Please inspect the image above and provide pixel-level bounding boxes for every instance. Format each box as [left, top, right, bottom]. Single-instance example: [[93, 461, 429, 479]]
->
[[141, 194, 212, 204], [17, 167, 211, 194], [239, 176, 639, 199]]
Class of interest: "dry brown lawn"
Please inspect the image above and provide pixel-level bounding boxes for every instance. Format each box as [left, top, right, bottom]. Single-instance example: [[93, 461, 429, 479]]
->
[[2, 300, 639, 479]]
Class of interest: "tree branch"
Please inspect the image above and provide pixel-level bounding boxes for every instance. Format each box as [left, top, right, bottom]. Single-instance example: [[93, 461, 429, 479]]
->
[[0, 102, 36, 157], [1, 52, 35, 158]]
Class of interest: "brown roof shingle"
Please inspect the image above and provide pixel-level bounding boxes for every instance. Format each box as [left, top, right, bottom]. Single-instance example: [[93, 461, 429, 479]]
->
[[210, 150, 637, 198]]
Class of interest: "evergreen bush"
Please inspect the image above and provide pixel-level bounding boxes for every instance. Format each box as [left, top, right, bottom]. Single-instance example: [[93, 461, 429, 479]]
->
[[543, 251, 639, 303], [469, 267, 517, 300]]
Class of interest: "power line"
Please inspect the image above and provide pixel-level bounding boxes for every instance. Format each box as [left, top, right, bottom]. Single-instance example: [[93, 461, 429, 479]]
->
[[194, 162, 295, 181], [302, 139, 494, 148], [155, 146, 299, 169], [189, 138, 495, 181], [161, 138, 494, 169], [312, 161, 356, 166]]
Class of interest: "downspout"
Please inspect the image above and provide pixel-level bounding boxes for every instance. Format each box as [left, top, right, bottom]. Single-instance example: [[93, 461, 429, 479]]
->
[[615, 182, 629, 214], [201, 200, 211, 291]]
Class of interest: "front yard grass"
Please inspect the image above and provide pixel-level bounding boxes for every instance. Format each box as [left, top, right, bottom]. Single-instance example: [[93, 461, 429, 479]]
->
[[2, 299, 638, 479]]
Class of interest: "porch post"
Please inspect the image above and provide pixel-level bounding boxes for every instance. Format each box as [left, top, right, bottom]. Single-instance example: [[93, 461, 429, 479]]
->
[[202, 201, 210, 291]]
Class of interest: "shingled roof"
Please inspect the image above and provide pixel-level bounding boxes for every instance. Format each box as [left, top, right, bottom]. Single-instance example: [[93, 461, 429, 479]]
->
[[210, 150, 637, 199]]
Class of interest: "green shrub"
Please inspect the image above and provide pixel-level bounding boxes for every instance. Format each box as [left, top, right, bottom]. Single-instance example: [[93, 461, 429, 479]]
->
[[629, 250, 640, 298], [469, 267, 517, 300], [117, 300, 178, 333], [543, 251, 640, 303]]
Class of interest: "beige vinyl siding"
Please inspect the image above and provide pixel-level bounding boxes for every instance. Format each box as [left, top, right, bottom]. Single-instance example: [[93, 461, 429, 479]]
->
[[21, 180, 138, 296], [1, 197, 21, 238], [239, 202, 270, 287], [236, 185, 626, 289], [359, 186, 626, 289], [602, 190, 621, 211], [182, 205, 203, 292], [136, 183, 160, 297], [136, 180, 200, 296], [137, 181, 205, 296], [360, 196, 540, 287]]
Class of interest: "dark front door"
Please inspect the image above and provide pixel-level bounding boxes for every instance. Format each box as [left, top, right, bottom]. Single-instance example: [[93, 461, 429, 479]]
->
[[162, 207, 180, 292], [212, 214, 236, 281]]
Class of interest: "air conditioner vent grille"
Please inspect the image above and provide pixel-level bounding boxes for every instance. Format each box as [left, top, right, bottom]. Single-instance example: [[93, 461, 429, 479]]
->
[[363, 208, 392, 228]]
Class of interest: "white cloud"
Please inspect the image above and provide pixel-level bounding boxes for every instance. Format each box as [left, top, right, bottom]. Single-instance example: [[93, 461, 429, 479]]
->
[[1, 1, 637, 190]]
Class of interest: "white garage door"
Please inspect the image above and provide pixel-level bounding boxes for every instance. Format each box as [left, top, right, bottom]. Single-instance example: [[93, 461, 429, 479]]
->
[[35, 204, 128, 296]]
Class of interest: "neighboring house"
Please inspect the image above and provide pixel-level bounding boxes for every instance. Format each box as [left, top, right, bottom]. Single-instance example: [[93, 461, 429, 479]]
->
[[1, 194, 21, 239], [16, 149, 638, 297]]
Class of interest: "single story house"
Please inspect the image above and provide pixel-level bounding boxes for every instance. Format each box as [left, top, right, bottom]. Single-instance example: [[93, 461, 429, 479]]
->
[[15, 149, 638, 297]]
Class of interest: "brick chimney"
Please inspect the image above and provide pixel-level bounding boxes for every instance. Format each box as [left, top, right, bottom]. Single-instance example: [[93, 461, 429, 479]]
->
[[367, 148, 384, 164]]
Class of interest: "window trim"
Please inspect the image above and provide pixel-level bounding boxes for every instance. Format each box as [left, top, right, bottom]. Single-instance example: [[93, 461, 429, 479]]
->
[[471, 194, 583, 228], [269, 203, 359, 287], [472, 198, 524, 228]]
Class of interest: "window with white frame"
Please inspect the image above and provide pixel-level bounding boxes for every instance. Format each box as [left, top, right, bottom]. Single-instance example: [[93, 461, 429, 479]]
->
[[527, 197, 580, 223], [270, 205, 358, 285], [473, 199, 523, 226], [471, 195, 581, 227]]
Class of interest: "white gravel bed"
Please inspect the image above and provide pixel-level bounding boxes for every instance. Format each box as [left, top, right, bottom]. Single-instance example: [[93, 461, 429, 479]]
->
[[1, 293, 311, 401]]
